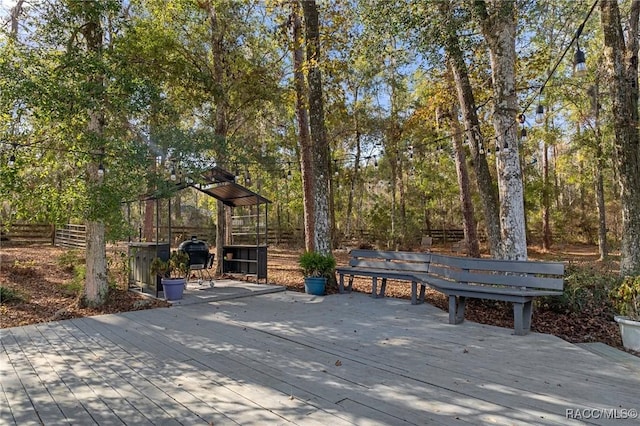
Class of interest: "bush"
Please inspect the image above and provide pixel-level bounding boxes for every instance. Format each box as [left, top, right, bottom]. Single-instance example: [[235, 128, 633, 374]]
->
[[538, 263, 621, 315], [298, 251, 336, 278], [610, 275, 640, 320], [0, 286, 25, 304], [57, 250, 83, 273], [63, 264, 86, 296]]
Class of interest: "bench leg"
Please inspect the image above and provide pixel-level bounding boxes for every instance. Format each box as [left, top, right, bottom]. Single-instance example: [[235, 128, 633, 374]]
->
[[448, 295, 465, 324], [371, 277, 378, 298], [513, 301, 533, 336], [338, 274, 353, 293], [410, 281, 424, 305], [379, 278, 387, 298]]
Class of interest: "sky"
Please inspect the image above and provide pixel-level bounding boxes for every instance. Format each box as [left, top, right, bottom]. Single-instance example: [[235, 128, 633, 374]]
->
[[1, 0, 16, 23]]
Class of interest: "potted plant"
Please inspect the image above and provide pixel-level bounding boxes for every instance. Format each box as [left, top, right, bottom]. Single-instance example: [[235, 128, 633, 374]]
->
[[150, 250, 190, 301], [611, 275, 640, 351], [298, 251, 336, 295]]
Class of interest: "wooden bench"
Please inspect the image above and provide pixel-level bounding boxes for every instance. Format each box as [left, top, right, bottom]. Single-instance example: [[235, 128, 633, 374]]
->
[[428, 229, 465, 243], [418, 254, 565, 335], [337, 249, 432, 305]]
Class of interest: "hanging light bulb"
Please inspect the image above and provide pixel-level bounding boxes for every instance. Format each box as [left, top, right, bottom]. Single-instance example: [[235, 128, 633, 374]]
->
[[535, 104, 545, 124], [574, 47, 587, 76], [287, 169, 292, 180], [170, 168, 176, 181], [97, 163, 105, 178], [517, 114, 526, 124], [374, 157, 378, 169], [8, 153, 16, 167], [520, 127, 528, 141], [503, 140, 510, 152]]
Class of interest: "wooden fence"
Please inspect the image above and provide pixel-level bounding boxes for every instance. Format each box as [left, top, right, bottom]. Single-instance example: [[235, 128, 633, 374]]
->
[[3, 223, 464, 249], [54, 224, 87, 249], [0, 223, 53, 244]]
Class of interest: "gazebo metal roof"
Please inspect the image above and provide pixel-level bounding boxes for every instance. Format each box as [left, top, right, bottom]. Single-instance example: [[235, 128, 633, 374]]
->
[[142, 166, 271, 207]]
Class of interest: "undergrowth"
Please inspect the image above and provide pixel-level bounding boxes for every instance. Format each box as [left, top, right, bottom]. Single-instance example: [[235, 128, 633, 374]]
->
[[538, 262, 622, 317], [0, 286, 25, 304]]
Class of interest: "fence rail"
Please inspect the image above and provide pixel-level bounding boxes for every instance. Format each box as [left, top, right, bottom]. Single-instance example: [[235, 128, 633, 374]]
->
[[1, 223, 53, 243], [54, 224, 87, 249], [3, 223, 469, 249]]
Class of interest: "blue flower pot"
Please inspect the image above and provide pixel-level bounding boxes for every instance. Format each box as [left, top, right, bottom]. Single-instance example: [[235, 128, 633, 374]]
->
[[304, 277, 326, 295], [162, 278, 186, 301]]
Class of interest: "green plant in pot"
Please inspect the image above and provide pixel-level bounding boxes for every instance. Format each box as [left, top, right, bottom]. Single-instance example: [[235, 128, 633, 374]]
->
[[150, 250, 190, 301], [611, 275, 640, 351], [298, 251, 336, 295]]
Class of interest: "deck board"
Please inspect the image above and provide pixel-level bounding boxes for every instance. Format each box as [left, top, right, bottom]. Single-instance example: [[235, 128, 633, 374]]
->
[[2, 286, 639, 425]]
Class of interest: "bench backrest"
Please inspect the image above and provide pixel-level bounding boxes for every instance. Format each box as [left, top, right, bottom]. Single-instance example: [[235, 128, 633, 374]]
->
[[428, 254, 564, 291], [348, 249, 432, 274]]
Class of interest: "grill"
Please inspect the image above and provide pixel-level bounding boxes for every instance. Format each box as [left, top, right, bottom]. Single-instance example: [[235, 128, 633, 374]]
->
[[178, 236, 214, 283]]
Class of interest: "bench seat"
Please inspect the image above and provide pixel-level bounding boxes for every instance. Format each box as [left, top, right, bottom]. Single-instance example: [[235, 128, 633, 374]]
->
[[417, 254, 565, 335], [337, 250, 431, 305], [337, 250, 565, 336]]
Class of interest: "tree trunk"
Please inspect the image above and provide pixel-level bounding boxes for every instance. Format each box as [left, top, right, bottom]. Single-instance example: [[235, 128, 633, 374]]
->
[[592, 79, 608, 260], [345, 88, 361, 239], [203, 0, 229, 274], [291, 2, 315, 251], [143, 199, 155, 241], [448, 103, 481, 258], [439, 1, 501, 257], [601, 0, 640, 274], [594, 145, 608, 260], [542, 138, 552, 250], [81, 16, 108, 307], [301, 0, 331, 255], [475, 1, 527, 260]]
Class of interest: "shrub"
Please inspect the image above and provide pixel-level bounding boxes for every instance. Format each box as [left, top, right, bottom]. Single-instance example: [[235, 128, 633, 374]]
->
[[538, 263, 621, 315], [610, 275, 640, 320], [63, 264, 86, 296], [57, 250, 83, 273], [0, 286, 25, 304], [298, 251, 336, 278]]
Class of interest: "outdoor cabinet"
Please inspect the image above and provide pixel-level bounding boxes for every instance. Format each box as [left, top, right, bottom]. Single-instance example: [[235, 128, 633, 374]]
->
[[222, 245, 267, 280], [128, 242, 170, 296]]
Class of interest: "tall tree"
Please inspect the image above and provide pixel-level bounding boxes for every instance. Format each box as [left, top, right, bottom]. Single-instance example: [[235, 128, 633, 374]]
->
[[0, 0, 151, 306], [437, 0, 502, 256], [474, 0, 527, 260], [301, 0, 331, 254], [600, 0, 640, 274], [78, 2, 109, 306], [290, 2, 314, 251]]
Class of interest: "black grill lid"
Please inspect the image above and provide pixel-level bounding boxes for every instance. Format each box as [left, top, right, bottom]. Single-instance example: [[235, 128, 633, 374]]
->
[[178, 236, 210, 267]]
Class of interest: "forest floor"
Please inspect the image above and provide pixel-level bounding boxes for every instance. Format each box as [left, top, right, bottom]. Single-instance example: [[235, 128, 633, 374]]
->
[[0, 241, 635, 357]]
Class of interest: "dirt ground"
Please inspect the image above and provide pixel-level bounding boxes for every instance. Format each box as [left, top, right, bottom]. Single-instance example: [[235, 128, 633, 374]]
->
[[0, 242, 627, 353]]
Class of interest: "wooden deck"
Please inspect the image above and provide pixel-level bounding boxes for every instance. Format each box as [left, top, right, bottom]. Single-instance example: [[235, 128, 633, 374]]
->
[[2, 286, 639, 425]]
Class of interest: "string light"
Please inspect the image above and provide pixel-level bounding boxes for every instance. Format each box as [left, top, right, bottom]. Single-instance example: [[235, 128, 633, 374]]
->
[[535, 104, 545, 124], [574, 46, 587, 76], [97, 163, 104, 178], [8, 153, 15, 167]]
